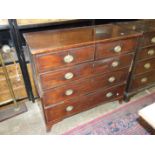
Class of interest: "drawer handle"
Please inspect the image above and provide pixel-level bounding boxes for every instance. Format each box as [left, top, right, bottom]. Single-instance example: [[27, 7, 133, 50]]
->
[[148, 49, 155, 56], [132, 25, 136, 30], [144, 63, 151, 69], [111, 61, 119, 68], [151, 37, 155, 43], [64, 54, 74, 63], [64, 72, 74, 80], [106, 92, 113, 98], [114, 45, 122, 53], [66, 106, 74, 112], [65, 89, 74, 96], [141, 77, 148, 83], [108, 76, 116, 83]]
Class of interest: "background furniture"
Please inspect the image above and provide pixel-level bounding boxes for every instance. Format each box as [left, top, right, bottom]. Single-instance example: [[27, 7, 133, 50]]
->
[[116, 20, 155, 100]]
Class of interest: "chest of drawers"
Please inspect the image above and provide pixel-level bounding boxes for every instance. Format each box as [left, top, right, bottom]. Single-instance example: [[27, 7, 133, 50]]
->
[[24, 24, 140, 131], [117, 20, 155, 99]]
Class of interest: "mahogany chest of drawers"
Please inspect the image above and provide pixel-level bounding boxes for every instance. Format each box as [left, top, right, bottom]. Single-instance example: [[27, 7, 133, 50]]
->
[[24, 24, 141, 131], [117, 20, 155, 99]]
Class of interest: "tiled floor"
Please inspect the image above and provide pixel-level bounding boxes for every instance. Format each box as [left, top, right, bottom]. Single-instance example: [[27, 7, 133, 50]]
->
[[0, 87, 155, 135]]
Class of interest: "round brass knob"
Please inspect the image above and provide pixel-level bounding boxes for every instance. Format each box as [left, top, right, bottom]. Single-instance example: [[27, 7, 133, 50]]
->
[[114, 45, 122, 53], [111, 61, 119, 67], [64, 54, 74, 63], [141, 77, 148, 83], [151, 37, 155, 43], [64, 72, 74, 80], [2, 45, 11, 53], [147, 49, 155, 56], [144, 63, 151, 69], [106, 92, 113, 98], [66, 106, 74, 112], [132, 25, 136, 30], [108, 76, 116, 83], [65, 89, 74, 96]]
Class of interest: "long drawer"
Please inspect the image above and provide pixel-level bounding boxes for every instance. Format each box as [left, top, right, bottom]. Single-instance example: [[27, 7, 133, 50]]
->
[[136, 46, 155, 61], [134, 58, 155, 75], [40, 53, 133, 90], [95, 38, 137, 59], [35, 45, 95, 73], [44, 84, 125, 122], [130, 70, 155, 91], [42, 68, 129, 106]]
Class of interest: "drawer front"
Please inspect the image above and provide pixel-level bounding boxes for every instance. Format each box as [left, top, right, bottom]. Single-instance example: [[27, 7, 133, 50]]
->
[[96, 38, 137, 60], [94, 53, 133, 74], [134, 58, 155, 75], [42, 68, 129, 106], [40, 62, 94, 89], [40, 53, 133, 90], [136, 46, 155, 61], [130, 70, 155, 91], [141, 32, 155, 47], [44, 84, 125, 122], [35, 45, 95, 73]]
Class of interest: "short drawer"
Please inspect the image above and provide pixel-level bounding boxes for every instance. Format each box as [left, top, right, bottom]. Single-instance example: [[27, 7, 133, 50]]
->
[[94, 53, 133, 74], [42, 68, 129, 106], [35, 45, 95, 73], [141, 32, 155, 47], [95, 38, 138, 60], [136, 46, 155, 61], [130, 70, 155, 91], [134, 58, 155, 75], [40, 53, 133, 90], [44, 84, 125, 122]]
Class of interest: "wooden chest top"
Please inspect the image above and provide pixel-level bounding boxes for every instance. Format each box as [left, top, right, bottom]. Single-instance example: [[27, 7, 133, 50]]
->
[[24, 27, 94, 54], [24, 24, 141, 55]]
